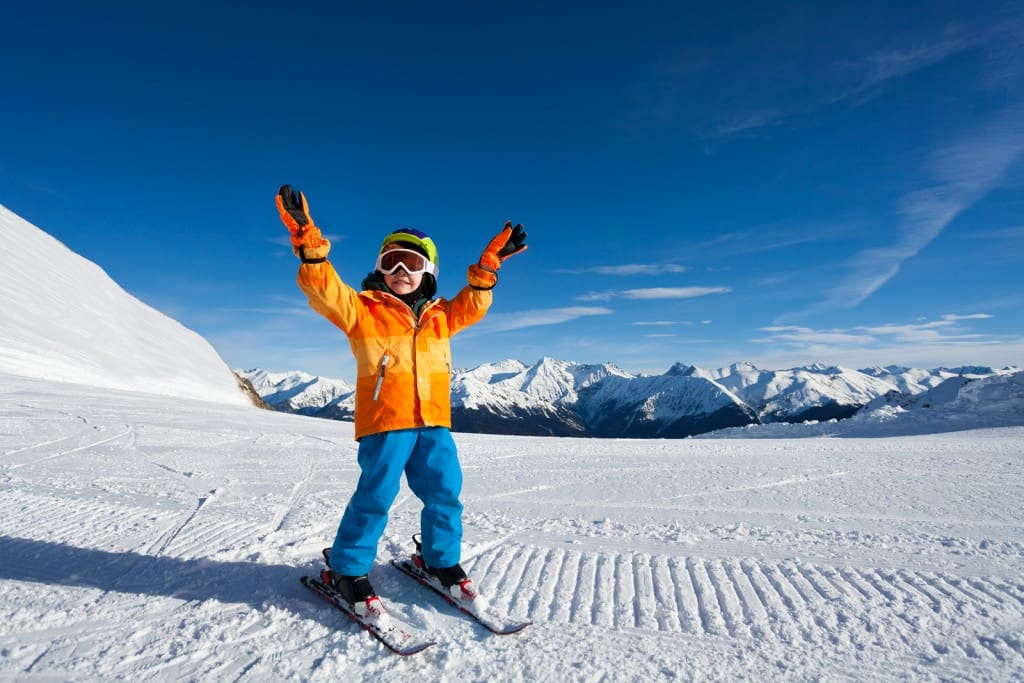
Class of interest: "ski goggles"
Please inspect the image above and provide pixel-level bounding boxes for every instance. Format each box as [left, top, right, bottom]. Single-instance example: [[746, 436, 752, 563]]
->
[[375, 248, 439, 276]]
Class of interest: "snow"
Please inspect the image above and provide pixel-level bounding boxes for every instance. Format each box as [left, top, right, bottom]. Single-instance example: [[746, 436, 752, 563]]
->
[[3, 372, 1023, 680], [0, 205, 247, 406], [2, 205, 1023, 680]]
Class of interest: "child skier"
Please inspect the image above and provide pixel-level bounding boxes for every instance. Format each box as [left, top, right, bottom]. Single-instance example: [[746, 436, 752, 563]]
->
[[276, 185, 526, 609]]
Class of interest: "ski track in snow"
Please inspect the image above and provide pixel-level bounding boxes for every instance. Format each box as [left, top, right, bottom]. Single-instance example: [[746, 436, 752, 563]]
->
[[1, 374, 1023, 681]]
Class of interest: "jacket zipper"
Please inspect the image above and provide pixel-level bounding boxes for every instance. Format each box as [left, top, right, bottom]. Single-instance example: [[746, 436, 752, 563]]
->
[[371, 297, 442, 402], [373, 352, 390, 400]]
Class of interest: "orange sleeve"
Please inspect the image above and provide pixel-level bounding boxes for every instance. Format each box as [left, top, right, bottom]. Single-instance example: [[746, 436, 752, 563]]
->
[[445, 284, 492, 336], [296, 261, 362, 334]]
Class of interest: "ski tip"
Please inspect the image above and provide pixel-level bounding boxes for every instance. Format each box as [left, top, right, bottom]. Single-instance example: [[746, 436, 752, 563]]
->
[[494, 621, 532, 635], [395, 641, 438, 656]]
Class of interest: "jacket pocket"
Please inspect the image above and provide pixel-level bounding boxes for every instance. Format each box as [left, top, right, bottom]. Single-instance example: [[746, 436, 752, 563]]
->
[[372, 352, 390, 401]]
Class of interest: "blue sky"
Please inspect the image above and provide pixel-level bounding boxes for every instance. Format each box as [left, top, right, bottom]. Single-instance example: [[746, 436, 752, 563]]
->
[[2, 1, 1022, 379]]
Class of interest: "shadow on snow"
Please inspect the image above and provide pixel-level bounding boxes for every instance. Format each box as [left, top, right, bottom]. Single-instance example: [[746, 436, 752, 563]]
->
[[0, 535, 325, 614]]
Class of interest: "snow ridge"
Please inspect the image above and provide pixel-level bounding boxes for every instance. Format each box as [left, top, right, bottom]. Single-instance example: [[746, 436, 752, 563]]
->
[[0, 205, 246, 405]]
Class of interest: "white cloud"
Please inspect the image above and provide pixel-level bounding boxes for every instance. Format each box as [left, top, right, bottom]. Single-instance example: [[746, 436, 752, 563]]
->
[[714, 109, 784, 136], [749, 315, 1018, 368], [967, 226, 1024, 240], [726, 339, 1023, 373], [788, 104, 1024, 318], [856, 322, 984, 344], [473, 306, 614, 333], [756, 326, 876, 346], [848, 28, 979, 96], [557, 263, 686, 276], [578, 286, 731, 302], [709, 26, 983, 139], [941, 313, 993, 321]]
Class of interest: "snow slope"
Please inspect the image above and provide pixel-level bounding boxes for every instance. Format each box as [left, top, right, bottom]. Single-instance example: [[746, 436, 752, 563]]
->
[[2, 372, 1023, 680], [0, 205, 246, 405]]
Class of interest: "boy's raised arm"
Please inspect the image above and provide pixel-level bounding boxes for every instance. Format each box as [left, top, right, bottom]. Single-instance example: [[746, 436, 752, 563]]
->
[[449, 221, 528, 335], [276, 184, 361, 333]]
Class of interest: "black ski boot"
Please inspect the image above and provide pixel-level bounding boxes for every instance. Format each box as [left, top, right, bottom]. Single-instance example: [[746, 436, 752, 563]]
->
[[320, 548, 377, 607], [426, 562, 468, 587], [329, 573, 376, 603], [411, 534, 476, 599]]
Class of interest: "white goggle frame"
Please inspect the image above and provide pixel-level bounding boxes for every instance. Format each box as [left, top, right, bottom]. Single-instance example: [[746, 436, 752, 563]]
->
[[375, 248, 439, 276]]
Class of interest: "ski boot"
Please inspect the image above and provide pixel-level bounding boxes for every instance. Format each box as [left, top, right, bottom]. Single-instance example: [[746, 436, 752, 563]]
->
[[411, 534, 479, 601], [321, 548, 381, 617]]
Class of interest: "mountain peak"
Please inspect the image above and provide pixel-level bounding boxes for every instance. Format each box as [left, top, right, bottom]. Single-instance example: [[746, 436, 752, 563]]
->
[[665, 362, 696, 377], [728, 361, 759, 374], [938, 366, 997, 376]]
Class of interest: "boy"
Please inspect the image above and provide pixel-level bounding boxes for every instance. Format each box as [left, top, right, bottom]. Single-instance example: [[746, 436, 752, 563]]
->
[[276, 185, 526, 609]]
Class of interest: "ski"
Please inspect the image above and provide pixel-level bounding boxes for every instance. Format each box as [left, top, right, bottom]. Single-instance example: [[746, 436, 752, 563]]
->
[[300, 575, 436, 656], [390, 557, 532, 635]]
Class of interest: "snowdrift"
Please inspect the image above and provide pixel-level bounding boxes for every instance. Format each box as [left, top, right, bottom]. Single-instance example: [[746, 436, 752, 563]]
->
[[0, 205, 247, 405]]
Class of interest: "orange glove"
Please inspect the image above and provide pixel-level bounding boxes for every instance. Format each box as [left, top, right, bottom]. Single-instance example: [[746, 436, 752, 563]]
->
[[276, 185, 331, 262], [468, 221, 527, 290]]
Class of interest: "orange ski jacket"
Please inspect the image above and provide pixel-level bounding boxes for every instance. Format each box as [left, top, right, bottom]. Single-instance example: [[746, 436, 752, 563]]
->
[[297, 261, 492, 440]]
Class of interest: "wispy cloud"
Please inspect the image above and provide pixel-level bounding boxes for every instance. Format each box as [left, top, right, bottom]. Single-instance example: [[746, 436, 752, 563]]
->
[[267, 232, 344, 249], [557, 263, 686, 276], [757, 326, 876, 346], [942, 313, 993, 321], [838, 27, 980, 102], [227, 306, 316, 317], [788, 104, 1024, 318], [714, 109, 785, 136], [753, 314, 1012, 366], [966, 226, 1024, 240], [686, 222, 853, 257], [711, 21, 1003, 138], [632, 320, 693, 326], [856, 321, 985, 343], [474, 306, 613, 333], [578, 286, 731, 302], [980, 14, 1024, 90]]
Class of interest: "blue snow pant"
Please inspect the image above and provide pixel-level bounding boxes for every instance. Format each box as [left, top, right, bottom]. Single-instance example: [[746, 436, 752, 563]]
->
[[329, 427, 463, 576]]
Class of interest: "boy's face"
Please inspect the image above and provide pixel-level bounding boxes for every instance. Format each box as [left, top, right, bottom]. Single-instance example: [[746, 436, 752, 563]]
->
[[384, 268, 423, 295]]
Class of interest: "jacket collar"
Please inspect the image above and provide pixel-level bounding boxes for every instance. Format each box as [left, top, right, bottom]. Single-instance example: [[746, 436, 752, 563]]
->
[[360, 289, 442, 323]]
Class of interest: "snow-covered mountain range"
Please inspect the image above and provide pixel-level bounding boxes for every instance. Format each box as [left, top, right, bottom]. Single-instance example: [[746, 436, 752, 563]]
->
[[242, 368, 355, 421], [239, 358, 1021, 438]]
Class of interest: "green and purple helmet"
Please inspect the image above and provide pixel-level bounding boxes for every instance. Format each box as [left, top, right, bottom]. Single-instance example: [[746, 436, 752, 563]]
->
[[379, 228, 439, 271]]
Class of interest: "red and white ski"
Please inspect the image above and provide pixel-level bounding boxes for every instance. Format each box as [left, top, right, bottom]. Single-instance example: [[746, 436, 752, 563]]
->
[[390, 557, 532, 635], [300, 574, 436, 656]]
